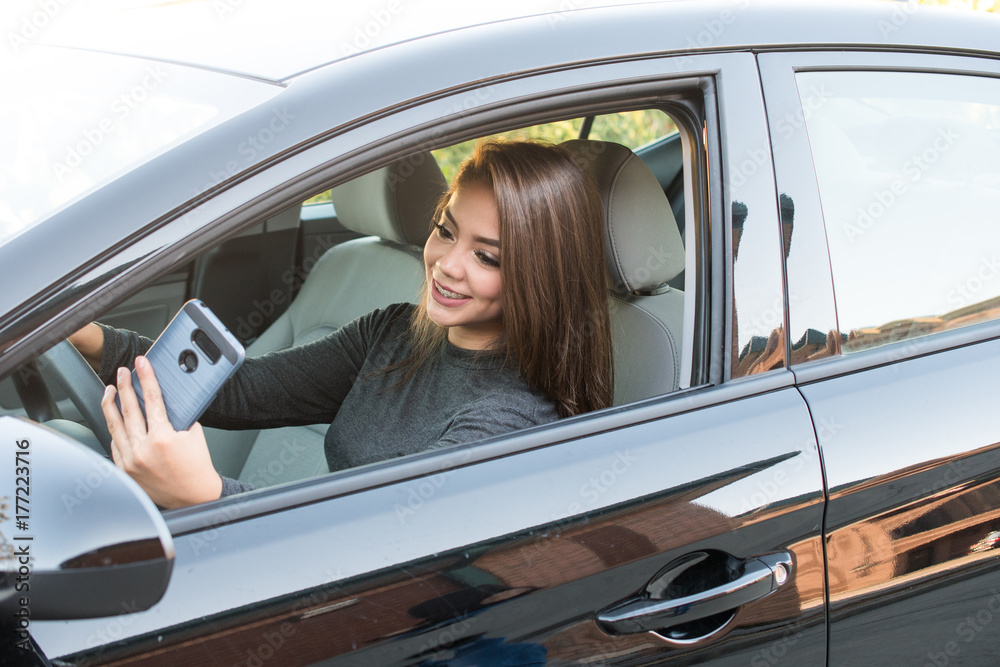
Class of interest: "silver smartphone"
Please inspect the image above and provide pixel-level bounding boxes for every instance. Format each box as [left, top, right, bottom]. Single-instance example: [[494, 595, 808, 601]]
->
[[124, 299, 245, 431]]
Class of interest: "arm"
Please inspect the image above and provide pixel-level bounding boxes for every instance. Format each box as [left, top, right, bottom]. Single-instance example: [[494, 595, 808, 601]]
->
[[68, 323, 105, 371], [199, 315, 373, 430], [79, 313, 371, 429]]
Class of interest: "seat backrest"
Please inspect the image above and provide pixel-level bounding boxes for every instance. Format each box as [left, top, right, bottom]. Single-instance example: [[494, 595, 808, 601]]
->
[[562, 140, 686, 405], [207, 153, 447, 484]]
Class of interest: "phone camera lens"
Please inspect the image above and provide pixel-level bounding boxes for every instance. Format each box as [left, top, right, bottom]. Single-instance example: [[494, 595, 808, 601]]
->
[[179, 350, 199, 373], [192, 328, 222, 364]]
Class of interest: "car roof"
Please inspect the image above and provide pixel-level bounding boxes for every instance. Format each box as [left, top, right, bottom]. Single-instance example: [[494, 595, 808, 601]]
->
[[26, 0, 1000, 83], [23, 0, 673, 82]]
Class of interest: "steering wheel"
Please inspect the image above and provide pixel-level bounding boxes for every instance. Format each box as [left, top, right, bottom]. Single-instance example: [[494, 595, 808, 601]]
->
[[14, 340, 113, 457]]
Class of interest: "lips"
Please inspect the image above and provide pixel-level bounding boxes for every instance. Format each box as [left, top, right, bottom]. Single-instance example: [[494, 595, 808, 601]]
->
[[431, 279, 470, 305], [435, 280, 467, 299]]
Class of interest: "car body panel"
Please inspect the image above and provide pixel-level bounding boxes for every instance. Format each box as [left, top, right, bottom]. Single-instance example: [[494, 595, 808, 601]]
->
[[35, 381, 825, 664]]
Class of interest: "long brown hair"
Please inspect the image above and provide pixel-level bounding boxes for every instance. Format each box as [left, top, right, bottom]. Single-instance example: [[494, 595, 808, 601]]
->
[[406, 138, 612, 417]]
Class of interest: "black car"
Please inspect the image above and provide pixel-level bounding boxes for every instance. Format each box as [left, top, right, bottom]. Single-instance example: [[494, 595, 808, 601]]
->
[[2, 0, 1000, 664]]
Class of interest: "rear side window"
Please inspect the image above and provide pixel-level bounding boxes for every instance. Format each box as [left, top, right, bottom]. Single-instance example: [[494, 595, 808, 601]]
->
[[798, 70, 1000, 354]]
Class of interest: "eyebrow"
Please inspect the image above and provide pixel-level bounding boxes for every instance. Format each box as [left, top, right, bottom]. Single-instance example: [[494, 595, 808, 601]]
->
[[445, 208, 500, 248]]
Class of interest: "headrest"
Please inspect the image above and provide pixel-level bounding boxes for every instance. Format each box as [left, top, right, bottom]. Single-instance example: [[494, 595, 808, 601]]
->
[[330, 152, 448, 247], [562, 140, 684, 295]]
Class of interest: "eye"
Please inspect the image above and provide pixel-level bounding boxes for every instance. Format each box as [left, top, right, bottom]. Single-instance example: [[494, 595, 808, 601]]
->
[[475, 250, 500, 268], [434, 222, 454, 241]]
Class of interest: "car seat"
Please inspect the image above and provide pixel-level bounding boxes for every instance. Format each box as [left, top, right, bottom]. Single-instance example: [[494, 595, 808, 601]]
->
[[207, 153, 448, 486], [561, 140, 686, 405]]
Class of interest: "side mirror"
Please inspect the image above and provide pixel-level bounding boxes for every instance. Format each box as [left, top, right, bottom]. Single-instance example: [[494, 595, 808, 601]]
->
[[0, 417, 174, 627]]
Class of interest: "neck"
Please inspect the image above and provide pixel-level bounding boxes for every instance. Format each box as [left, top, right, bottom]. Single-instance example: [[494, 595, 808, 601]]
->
[[446, 326, 503, 351]]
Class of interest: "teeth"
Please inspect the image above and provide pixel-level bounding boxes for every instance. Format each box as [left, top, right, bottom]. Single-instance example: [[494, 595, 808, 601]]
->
[[436, 282, 467, 299]]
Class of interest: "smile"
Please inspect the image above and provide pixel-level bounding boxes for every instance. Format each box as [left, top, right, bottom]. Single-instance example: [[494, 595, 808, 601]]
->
[[433, 279, 470, 301]]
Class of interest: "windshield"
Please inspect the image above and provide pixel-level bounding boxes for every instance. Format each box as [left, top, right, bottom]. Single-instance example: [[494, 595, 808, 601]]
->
[[0, 45, 281, 245]]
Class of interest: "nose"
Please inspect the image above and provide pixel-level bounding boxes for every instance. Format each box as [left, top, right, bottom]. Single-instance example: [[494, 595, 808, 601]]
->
[[436, 244, 464, 280]]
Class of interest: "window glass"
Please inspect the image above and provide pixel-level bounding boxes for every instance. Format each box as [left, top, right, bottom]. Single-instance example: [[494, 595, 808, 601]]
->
[[587, 110, 678, 150], [0, 49, 280, 244], [430, 110, 677, 183], [798, 70, 1000, 354]]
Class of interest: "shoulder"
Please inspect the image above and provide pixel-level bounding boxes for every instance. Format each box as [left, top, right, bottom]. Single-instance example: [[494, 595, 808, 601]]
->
[[361, 302, 415, 329], [349, 302, 415, 342]]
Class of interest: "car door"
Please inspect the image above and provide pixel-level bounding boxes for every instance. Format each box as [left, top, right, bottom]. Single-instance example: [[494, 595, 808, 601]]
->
[[760, 50, 1000, 665], [24, 52, 828, 665]]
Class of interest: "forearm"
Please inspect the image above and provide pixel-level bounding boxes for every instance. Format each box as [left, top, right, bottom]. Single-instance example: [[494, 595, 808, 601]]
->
[[68, 323, 107, 372]]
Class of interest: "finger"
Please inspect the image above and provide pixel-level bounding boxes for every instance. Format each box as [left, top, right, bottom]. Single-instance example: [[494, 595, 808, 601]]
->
[[115, 366, 147, 442], [134, 356, 171, 430], [110, 439, 122, 468], [100, 384, 129, 467]]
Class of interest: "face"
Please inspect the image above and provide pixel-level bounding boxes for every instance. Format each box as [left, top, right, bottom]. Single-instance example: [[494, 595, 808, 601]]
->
[[423, 183, 504, 350]]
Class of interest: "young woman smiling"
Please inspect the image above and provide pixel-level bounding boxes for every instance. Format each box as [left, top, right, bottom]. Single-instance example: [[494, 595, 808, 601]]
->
[[70, 139, 613, 508]]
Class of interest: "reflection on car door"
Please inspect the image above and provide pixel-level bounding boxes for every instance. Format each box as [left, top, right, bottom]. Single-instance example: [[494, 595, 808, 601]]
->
[[44, 380, 825, 666]]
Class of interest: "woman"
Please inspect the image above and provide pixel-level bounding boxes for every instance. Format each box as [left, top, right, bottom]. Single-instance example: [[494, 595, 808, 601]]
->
[[71, 139, 613, 508]]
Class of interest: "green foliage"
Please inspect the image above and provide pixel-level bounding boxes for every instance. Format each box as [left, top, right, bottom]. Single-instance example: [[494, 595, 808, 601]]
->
[[304, 109, 679, 203], [433, 110, 678, 183]]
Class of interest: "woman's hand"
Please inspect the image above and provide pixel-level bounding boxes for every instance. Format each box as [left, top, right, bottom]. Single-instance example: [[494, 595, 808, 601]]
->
[[102, 355, 223, 509], [68, 323, 105, 371]]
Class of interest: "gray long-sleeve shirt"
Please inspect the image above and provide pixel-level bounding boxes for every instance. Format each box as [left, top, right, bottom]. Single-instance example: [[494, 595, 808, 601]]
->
[[99, 303, 559, 496]]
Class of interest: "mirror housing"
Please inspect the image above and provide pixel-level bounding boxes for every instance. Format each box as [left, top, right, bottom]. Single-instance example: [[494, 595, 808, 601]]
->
[[0, 417, 174, 620]]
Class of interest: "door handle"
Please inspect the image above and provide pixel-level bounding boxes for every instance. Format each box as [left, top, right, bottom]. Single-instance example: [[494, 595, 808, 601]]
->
[[597, 551, 792, 636]]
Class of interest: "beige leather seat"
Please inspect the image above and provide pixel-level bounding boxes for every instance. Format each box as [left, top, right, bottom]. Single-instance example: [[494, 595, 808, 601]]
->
[[208, 153, 447, 486], [562, 140, 686, 405]]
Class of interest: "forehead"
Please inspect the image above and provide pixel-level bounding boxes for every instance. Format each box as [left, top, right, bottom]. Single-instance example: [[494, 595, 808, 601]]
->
[[447, 184, 499, 222]]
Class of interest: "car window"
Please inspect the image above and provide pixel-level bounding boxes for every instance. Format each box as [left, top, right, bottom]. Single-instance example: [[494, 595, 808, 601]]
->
[[1, 102, 702, 501], [0, 49, 281, 245], [797, 70, 1000, 355], [431, 110, 677, 183]]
